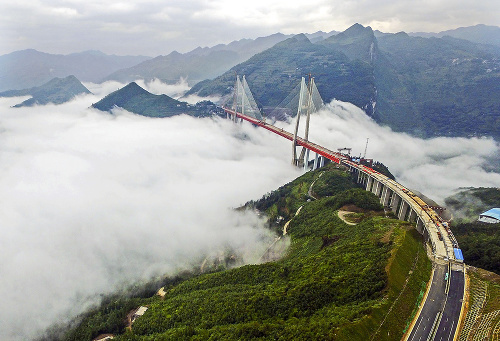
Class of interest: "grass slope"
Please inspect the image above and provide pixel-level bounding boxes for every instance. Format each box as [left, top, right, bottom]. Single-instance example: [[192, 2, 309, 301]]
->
[[58, 165, 431, 341], [458, 267, 500, 339]]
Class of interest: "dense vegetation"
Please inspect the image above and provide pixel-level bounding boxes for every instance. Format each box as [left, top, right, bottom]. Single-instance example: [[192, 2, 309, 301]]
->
[[445, 187, 500, 275], [187, 27, 377, 117], [102, 34, 289, 84], [188, 24, 500, 140], [374, 33, 500, 138], [55, 164, 431, 340], [91, 82, 222, 118], [0, 75, 91, 107], [454, 222, 500, 275]]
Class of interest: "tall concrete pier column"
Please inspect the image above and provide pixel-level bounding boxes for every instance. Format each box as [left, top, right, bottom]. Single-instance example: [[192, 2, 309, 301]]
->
[[366, 176, 373, 191], [398, 201, 410, 220]]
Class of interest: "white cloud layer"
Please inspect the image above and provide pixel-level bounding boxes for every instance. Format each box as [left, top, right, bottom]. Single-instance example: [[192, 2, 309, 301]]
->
[[1, 0, 498, 56], [0, 82, 498, 339], [275, 101, 500, 202], [0, 90, 301, 339]]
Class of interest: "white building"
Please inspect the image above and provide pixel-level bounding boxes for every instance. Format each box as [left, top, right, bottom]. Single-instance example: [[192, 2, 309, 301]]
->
[[132, 306, 148, 323]]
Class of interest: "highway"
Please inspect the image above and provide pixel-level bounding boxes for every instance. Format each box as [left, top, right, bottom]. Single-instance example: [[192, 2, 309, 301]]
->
[[407, 264, 448, 341], [434, 269, 465, 341]]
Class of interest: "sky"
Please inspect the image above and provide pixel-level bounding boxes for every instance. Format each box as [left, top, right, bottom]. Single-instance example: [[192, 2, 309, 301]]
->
[[1, 0, 499, 56], [1, 80, 499, 339]]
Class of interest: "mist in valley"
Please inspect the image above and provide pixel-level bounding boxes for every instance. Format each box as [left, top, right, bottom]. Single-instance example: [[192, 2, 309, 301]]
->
[[0, 80, 498, 339]]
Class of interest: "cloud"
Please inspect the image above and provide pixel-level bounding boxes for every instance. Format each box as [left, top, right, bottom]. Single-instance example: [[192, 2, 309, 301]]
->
[[1, 83, 498, 339], [274, 100, 500, 203], [0, 90, 301, 339], [135, 77, 191, 98], [1, 0, 498, 56]]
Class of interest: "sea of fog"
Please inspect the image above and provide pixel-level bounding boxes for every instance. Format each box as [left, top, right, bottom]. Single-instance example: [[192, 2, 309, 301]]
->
[[0, 79, 498, 339]]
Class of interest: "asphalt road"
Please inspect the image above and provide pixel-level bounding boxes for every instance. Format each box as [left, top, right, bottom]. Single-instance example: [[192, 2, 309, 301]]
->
[[433, 270, 465, 341], [407, 264, 447, 341]]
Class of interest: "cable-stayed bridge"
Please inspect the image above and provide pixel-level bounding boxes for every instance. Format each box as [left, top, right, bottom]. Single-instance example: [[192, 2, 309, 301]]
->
[[222, 75, 466, 341]]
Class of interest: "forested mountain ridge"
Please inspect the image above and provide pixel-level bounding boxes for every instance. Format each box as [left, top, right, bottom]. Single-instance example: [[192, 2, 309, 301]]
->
[[91, 82, 219, 118], [101, 34, 292, 85], [187, 24, 500, 140], [187, 27, 378, 116], [0, 75, 91, 107], [101, 32, 340, 85], [54, 164, 431, 340], [410, 24, 500, 47]]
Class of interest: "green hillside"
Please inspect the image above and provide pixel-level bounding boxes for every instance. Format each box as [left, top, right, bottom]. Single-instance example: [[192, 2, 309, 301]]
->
[[91, 82, 220, 118], [0, 75, 91, 106], [102, 34, 289, 84], [187, 24, 500, 140], [187, 30, 376, 116], [56, 164, 431, 341]]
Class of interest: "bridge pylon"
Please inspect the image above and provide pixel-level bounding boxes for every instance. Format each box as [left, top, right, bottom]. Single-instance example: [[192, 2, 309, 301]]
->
[[292, 76, 322, 168], [231, 75, 263, 122]]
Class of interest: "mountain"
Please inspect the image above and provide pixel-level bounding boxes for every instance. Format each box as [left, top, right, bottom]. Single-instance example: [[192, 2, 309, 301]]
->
[[102, 33, 291, 84], [188, 24, 500, 140], [374, 33, 500, 138], [410, 24, 500, 47], [187, 27, 377, 116], [54, 164, 431, 340], [0, 75, 91, 107], [91, 82, 218, 118], [0, 49, 151, 92]]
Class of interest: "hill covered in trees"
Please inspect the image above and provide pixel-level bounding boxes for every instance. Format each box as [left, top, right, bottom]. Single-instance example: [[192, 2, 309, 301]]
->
[[187, 24, 500, 140], [91, 82, 221, 118], [53, 164, 431, 341], [0, 75, 91, 107]]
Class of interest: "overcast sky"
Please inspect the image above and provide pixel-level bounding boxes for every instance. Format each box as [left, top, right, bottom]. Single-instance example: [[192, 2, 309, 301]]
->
[[1, 0, 499, 56]]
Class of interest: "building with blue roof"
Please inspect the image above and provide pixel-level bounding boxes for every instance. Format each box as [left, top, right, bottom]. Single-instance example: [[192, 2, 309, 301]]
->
[[478, 208, 500, 223], [454, 248, 464, 262]]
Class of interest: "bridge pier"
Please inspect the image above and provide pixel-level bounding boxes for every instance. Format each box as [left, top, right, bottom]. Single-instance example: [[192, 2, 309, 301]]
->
[[416, 217, 425, 234], [398, 201, 410, 220], [408, 209, 417, 223], [304, 149, 310, 170], [381, 187, 392, 207], [357, 170, 363, 183], [366, 176, 373, 191], [373, 181, 383, 198], [391, 194, 402, 215]]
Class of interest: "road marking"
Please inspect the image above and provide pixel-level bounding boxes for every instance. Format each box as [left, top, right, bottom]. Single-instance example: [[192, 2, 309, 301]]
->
[[446, 320, 455, 341], [410, 317, 424, 341]]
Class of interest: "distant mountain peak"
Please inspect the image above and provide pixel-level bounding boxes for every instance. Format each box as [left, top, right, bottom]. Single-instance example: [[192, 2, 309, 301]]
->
[[0, 75, 91, 107], [120, 81, 148, 94], [342, 23, 374, 38], [274, 34, 311, 48]]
